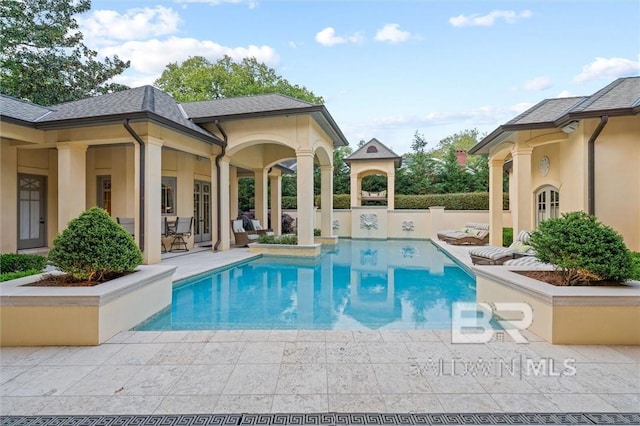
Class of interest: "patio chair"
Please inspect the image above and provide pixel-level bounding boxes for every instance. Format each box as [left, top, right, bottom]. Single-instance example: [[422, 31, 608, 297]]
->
[[468, 230, 534, 265], [503, 255, 551, 269], [437, 223, 488, 241], [231, 219, 260, 247], [116, 217, 135, 236], [251, 219, 274, 236], [169, 216, 193, 252]]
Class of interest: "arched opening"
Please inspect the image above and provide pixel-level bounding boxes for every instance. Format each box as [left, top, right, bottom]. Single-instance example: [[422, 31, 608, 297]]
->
[[535, 185, 560, 227]]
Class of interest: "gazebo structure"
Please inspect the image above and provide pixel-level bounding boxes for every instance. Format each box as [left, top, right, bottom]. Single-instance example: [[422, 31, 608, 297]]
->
[[344, 138, 402, 210]]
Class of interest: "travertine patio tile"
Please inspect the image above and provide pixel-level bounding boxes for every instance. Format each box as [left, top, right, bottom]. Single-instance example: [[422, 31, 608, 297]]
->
[[0, 366, 31, 385], [238, 341, 285, 364], [0, 396, 56, 415], [103, 343, 165, 365], [154, 331, 189, 343], [282, 342, 326, 364], [324, 331, 354, 342], [271, 394, 328, 413], [1, 365, 96, 396], [437, 393, 502, 413], [444, 343, 498, 360], [223, 363, 280, 395], [104, 331, 136, 344], [353, 330, 384, 342], [600, 362, 640, 382], [181, 331, 217, 342], [154, 395, 219, 414], [124, 331, 163, 343], [490, 393, 561, 412], [214, 394, 273, 413], [296, 330, 326, 341], [117, 365, 188, 396], [327, 364, 379, 394], [208, 330, 245, 341], [0, 347, 43, 365], [528, 341, 590, 363], [93, 395, 164, 414], [326, 341, 371, 363], [610, 345, 640, 362], [475, 373, 538, 394], [276, 363, 327, 394], [424, 373, 485, 394], [192, 342, 245, 364], [147, 342, 206, 365], [379, 331, 412, 342], [523, 374, 591, 394], [268, 330, 298, 341], [383, 393, 443, 412], [404, 341, 453, 362], [572, 363, 639, 393], [405, 330, 441, 342], [40, 344, 125, 366], [365, 342, 411, 363], [242, 330, 271, 341], [567, 345, 638, 363], [328, 394, 386, 412], [168, 364, 234, 395], [6, 346, 66, 366], [62, 365, 142, 395], [544, 393, 617, 412], [597, 393, 640, 412], [372, 363, 432, 394]]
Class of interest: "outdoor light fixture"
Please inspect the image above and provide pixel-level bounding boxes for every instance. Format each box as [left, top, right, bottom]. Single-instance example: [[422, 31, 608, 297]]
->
[[561, 121, 579, 133]]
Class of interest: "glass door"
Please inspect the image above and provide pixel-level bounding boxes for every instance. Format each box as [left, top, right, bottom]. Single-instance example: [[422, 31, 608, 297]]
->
[[18, 174, 46, 249], [193, 180, 212, 243]]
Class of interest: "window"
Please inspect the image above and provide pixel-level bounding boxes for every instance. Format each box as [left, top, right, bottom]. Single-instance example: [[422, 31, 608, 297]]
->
[[536, 186, 560, 227], [366, 146, 378, 153], [162, 177, 177, 215], [97, 175, 111, 214]]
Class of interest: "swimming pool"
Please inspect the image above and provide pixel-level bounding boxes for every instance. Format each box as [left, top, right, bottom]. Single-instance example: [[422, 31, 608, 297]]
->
[[134, 239, 476, 331]]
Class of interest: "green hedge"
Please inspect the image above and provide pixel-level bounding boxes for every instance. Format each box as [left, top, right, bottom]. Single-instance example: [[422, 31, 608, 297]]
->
[[283, 192, 508, 210], [0, 253, 47, 274]]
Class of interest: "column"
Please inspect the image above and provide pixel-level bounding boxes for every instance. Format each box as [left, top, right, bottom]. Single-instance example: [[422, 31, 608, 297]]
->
[[387, 171, 395, 210], [320, 165, 333, 237], [254, 168, 268, 226], [143, 138, 162, 264], [219, 157, 231, 250], [428, 206, 445, 239], [350, 173, 360, 207], [488, 158, 505, 246], [269, 173, 282, 235], [57, 142, 88, 231], [209, 153, 218, 249], [296, 149, 315, 245], [229, 166, 238, 219], [0, 143, 18, 252], [511, 147, 533, 238]]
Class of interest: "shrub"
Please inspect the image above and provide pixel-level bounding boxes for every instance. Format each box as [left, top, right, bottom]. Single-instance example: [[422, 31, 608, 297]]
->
[[48, 207, 142, 282], [631, 252, 640, 281], [0, 269, 43, 282], [502, 228, 513, 247], [529, 211, 633, 285], [0, 253, 47, 273], [314, 228, 321, 237], [257, 234, 298, 245], [394, 192, 509, 210], [282, 213, 295, 234]]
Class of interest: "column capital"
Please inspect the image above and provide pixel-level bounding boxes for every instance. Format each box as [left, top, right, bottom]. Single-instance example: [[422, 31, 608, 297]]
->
[[296, 149, 314, 158], [56, 141, 88, 151], [511, 147, 533, 156], [146, 137, 164, 147], [489, 158, 504, 168], [219, 155, 231, 165], [320, 165, 333, 172]]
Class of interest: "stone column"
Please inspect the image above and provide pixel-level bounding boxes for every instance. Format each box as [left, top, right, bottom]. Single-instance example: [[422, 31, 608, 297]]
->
[[511, 147, 533, 238], [489, 158, 505, 246], [387, 171, 395, 210], [229, 166, 238, 219], [269, 173, 282, 235], [57, 142, 88, 232], [296, 149, 315, 245], [428, 206, 445, 240], [0, 143, 18, 252], [254, 168, 268, 227], [219, 157, 231, 250], [350, 172, 360, 208], [320, 165, 333, 237], [143, 139, 162, 264]]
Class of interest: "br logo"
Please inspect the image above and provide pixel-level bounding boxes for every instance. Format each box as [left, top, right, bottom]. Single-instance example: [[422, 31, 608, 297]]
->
[[451, 302, 533, 344]]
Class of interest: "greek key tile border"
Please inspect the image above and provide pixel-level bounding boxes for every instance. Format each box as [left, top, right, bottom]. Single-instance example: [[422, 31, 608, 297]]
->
[[2, 413, 639, 426]]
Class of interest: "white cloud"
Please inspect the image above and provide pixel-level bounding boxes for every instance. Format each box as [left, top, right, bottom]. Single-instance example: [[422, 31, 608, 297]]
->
[[573, 57, 640, 83], [174, 0, 258, 8], [100, 37, 278, 76], [522, 76, 552, 91], [315, 27, 363, 46], [449, 10, 532, 27], [374, 24, 411, 43], [79, 6, 181, 43], [510, 102, 534, 114], [556, 90, 574, 98]]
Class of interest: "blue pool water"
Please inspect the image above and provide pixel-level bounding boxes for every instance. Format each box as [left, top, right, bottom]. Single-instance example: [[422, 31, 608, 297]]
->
[[134, 239, 476, 331]]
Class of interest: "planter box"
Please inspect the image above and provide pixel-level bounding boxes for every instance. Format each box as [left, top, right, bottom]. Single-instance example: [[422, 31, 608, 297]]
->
[[0, 265, 175, 346], [248, 243, 322, 257], [474, 266, 640, 345]]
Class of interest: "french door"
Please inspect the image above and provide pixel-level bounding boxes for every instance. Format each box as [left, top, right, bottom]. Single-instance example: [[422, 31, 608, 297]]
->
[[535, 186, 560, 227], [18, 174, 47, 249], [193, 180, 212, 243]]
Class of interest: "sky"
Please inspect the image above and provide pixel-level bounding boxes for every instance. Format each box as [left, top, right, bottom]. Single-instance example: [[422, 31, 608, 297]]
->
[[84, 0, 640, 155]]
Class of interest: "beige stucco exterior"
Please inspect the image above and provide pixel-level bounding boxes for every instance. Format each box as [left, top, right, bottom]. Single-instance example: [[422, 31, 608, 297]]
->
[[485, 115, 640, 251]]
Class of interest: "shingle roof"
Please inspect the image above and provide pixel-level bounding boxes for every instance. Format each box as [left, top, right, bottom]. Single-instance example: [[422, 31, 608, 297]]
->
[[345, 138, 402, 167], [181, 93, 317, 119], [469, 77, 640, 154], [0, 94, 53, 123]]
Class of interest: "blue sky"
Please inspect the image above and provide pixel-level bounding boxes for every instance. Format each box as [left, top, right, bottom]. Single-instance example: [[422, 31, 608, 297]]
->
[[85, 0, 639, 154]]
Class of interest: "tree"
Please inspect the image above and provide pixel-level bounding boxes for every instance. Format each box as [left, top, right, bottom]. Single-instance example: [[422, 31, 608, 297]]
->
[[0, 0, 130, 105], [155, 55, 323, 104], [332, 146, 352, 194], [428, 128, 481, 159]]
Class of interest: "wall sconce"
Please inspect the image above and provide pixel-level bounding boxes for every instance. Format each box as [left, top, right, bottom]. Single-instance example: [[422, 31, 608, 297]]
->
[[561, 121, 579, 133]]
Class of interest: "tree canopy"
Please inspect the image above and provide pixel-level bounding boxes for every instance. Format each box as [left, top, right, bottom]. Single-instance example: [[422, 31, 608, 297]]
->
[[155, 55, 323, 104], [0, 0, 130, 105]]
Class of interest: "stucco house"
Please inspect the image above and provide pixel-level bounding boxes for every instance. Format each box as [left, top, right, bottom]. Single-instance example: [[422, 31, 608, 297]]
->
[[469, 77, 640, 251], [0, 86, 348, 264]]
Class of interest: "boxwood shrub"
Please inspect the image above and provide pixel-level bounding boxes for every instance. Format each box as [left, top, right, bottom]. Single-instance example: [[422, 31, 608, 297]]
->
[[48, 207, 142, 282], [529, 211, 633, 285], [0, 253, 47, 274]]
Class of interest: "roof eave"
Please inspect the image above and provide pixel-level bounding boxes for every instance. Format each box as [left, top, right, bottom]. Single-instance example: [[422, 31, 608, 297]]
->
[[0, 115, 38, 128], [33, 112, 224, 146]]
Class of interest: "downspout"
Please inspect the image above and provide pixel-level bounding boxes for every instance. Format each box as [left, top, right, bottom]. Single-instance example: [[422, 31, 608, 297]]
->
[[213, 120, 227, 251], [587, 116, 609, 215], [123, 119, 145, 252]]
